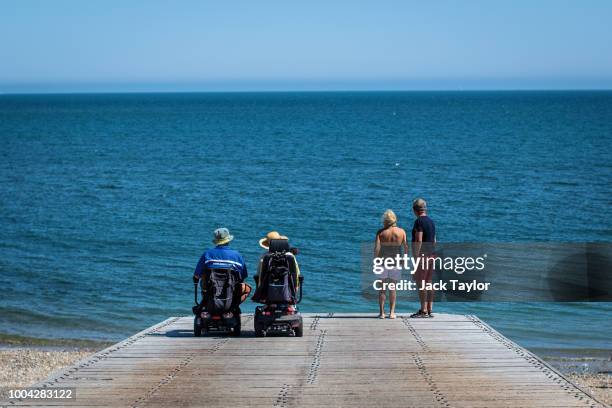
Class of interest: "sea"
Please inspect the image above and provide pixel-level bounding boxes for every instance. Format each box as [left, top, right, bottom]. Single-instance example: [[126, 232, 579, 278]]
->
[[0, 91, 610, 364]]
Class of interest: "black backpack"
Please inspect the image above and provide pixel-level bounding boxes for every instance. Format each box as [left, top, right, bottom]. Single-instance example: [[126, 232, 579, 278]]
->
[[205, 268, 238, 313], [265, 252, 294, 303]]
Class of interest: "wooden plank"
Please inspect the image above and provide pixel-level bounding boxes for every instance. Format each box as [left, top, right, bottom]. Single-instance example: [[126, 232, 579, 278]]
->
[[1, 314, 607, 408]]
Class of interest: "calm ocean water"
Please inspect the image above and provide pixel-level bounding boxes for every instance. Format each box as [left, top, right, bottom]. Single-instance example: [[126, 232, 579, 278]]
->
[[0, 92, 610, 356]]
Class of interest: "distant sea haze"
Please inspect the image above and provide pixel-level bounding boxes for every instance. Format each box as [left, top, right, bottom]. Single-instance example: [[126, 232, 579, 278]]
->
[[0, 91, 610, 357]]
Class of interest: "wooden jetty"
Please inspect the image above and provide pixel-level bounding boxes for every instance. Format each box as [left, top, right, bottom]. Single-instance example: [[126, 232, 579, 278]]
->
[[4, 314, 607, 408]]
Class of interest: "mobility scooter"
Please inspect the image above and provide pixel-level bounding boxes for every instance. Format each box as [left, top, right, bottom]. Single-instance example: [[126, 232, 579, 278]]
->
[[252, 239, 304, 337], [193, 267, 242, 336]]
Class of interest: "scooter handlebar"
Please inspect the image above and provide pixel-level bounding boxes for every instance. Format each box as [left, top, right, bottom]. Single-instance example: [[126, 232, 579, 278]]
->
[[194, 280, 200, 305]]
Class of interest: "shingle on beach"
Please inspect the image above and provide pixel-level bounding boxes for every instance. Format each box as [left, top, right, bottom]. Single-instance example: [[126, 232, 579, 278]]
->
[[0, 348, 93, 399]]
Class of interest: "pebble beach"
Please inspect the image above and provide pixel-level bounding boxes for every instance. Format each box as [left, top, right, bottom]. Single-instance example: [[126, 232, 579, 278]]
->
[[0, 335, 112, 401]]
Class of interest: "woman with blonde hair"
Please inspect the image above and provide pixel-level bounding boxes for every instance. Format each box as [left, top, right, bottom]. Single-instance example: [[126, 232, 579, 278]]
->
[[374, 209, 408, 319]]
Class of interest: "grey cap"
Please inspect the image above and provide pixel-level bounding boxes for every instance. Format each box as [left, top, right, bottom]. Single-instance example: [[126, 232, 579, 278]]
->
[[212, 227, 234, 245]]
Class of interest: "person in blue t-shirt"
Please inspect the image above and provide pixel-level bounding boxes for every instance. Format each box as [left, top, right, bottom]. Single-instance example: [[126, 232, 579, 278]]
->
[[193, 227, 251, 303]]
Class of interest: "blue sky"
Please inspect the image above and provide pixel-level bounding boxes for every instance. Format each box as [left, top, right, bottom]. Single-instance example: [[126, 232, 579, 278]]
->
[[1, 0, 611, 92]]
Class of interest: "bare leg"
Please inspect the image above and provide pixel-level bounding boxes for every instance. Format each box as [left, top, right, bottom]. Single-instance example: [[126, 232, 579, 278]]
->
[[389, 284, 397, 319], [418, 285, 427, 313], [378, 290, 386, 318], [426, 289, 434, 314], [239, 283, 252, 303]]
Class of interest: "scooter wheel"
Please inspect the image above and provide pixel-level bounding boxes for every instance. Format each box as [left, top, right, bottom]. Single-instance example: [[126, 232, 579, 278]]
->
[[255, 327, 265, 337], [294, 323, 303, 337], [194, 318, 202, 337], [254, 320, 265, 337], [232, 321, 241, 337]]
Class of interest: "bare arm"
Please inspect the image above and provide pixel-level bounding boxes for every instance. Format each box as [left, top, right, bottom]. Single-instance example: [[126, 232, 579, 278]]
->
[[402, 229, 409, 255], [374, 233, 381, 258], [412, 231, 423, 259]]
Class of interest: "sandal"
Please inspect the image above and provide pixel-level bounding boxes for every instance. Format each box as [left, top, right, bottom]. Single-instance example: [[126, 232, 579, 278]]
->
[[410, 310, 428, 318]]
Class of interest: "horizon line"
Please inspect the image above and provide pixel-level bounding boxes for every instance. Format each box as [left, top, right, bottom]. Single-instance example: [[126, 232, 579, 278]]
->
[[2, 88, 612, 96]]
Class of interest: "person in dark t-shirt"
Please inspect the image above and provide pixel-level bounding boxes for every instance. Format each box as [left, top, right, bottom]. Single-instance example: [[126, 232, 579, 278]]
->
[[410, 198, 437, 318]]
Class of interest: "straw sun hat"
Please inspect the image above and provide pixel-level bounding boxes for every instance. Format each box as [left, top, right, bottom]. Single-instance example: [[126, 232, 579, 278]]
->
[[259, 231, 288, 249]]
